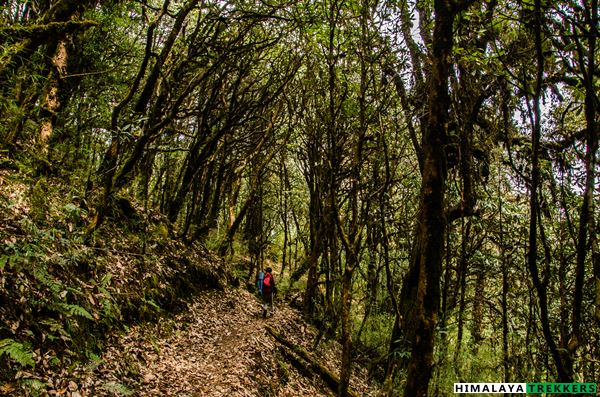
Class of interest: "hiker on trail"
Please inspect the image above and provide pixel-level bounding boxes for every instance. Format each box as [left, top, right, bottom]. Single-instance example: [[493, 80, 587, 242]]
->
[[261, 267, 276, 318], [256, 269, 264, 295]]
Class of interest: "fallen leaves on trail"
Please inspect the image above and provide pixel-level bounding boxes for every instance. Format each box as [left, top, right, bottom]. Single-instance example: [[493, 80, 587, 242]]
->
[[41, 287, 380, 397], [0, 167, 378, 396]]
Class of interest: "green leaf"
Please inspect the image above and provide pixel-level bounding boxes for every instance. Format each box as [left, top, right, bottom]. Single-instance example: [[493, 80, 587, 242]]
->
[[102, 381, 134, 396], [21, 379, 46, 391], [100, 272, 112, 288], [63, 203, 80, 213], [0, 339, 35, 368], [56, 303, 94, 320], [144, 298, 161, 311]]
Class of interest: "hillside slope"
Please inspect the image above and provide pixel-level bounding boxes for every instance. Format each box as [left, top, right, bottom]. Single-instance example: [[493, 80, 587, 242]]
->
[[0, 167, 379, 396], [4, 287, 379, 396]]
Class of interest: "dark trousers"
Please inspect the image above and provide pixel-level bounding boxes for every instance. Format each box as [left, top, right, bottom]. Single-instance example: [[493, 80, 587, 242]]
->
[[262, 291, 273, 316]]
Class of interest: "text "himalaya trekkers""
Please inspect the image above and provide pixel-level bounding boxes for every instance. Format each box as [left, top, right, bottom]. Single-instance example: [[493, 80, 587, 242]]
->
[[454, 382, 597, 394]]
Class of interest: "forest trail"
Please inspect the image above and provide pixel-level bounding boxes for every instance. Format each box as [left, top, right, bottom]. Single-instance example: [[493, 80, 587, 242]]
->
[[82, 287, 376, 397], [132, 289, 271, 396]]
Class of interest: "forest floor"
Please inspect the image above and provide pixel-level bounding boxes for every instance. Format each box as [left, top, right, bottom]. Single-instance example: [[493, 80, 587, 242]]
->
[[17, 287, 379, 397], [0, 166, 380, 397]]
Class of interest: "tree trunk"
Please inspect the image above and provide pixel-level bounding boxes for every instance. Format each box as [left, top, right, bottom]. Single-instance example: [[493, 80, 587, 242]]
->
[[525, 0, 571, 382], [471, 265, 485, 355], [38, 36, 68, 156], [498, 193, 511, 385], [303, 140, 323, 317], [0, 0, 93, 84], [453, 217, 470, 375], [402, 1, 469, 395], [266, 325, 361, 397], [573, 0, 598, 346], [339, 265, 353, 397]]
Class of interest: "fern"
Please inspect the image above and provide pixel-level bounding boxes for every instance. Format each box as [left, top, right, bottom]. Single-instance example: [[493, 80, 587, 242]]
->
[[55, 303, 94, 320], [0, 339, 35, 368], [144, 298, 161, 311], [21, 379, 46, 391], [39, 318, 69, 339], [32, 266, 62, 295], [100, 272, 112, 288], [102, 381, 134, 396]]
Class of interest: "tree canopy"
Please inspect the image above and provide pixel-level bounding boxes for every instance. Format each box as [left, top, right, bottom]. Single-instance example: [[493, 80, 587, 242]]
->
[[0, 0, 598, 395]]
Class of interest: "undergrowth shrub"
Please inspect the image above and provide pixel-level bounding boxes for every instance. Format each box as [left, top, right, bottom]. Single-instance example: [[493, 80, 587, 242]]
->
[[0, 170, 228, 391]]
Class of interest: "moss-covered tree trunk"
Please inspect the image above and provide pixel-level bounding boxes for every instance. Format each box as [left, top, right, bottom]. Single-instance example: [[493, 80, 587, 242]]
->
[[573, 0, 598, 338], [402, 1, 472, 395], [38, 36, 68, 155]]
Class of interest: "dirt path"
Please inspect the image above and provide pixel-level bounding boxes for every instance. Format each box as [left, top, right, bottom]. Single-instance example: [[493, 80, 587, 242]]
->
[[135, 289, 273, 396], [65, 288, 377, 397]]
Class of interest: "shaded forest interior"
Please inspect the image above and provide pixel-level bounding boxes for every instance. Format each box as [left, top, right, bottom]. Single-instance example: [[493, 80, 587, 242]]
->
[[0, 0, 598, 396]]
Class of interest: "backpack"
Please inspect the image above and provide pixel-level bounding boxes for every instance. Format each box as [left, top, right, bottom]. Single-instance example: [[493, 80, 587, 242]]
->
[[257, 271, 265, 294], [263, 272, 272, 294]]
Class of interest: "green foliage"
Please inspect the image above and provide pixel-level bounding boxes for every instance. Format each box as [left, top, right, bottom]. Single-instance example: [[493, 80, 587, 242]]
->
[[19, 378, 47, 396], [275, 351, 290, 385], [1, 0, 598, 393], [54, 303, 94, 320], [355, 313, 395, 359], [0, 339, 35, 368], [102, 381, 134, 396], [141, 298, 161, 313]]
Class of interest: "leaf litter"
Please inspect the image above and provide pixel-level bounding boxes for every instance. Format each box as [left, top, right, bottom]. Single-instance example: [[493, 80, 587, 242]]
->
[[0, 169, 379, 396], [43, 287, 380, 397]]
